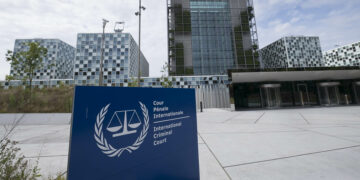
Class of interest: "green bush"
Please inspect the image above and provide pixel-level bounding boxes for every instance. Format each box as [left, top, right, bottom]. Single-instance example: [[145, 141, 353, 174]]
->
[[0, 86, 74, 113], [0, 139, 41, 180]]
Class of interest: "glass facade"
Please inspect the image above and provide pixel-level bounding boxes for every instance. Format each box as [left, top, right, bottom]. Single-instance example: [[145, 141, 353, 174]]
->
[[11, 39, 75, 80], [233, 80, 360, 110], [324, 41, 360, 67], [260, 36, 324, 68], [168, 0, 260, 76], [190, 0, 235, 75], [74, 33, 149, 86]]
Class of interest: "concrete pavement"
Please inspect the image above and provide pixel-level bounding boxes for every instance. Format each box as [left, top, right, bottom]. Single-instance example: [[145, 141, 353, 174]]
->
[[1, 106, 360, 179]]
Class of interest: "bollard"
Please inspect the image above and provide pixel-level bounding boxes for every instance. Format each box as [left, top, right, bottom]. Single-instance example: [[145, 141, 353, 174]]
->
[[200, 101, 203, 112]]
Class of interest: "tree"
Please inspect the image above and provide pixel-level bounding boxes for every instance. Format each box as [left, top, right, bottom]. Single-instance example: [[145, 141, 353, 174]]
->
[[160, 62, 173, 88], [5, 42, 48, 91], [5, 75, 15, 83]]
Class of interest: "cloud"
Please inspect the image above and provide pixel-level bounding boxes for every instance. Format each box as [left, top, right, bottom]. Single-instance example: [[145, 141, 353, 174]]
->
[[0, 0, 167, 80], [254, 0, 360, 51], [300, 0, 342, 9]]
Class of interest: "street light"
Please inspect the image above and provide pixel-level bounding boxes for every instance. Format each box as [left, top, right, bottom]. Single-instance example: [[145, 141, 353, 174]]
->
[[99, 19, 109, 86], [135, 1, 146, 87]]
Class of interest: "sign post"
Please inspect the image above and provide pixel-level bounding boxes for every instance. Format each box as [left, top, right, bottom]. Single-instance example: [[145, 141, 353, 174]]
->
[[67, 86, 200, 180]]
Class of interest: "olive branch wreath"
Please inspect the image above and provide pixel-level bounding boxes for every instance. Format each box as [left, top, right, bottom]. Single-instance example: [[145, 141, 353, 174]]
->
[[94, 102, 149, 158]]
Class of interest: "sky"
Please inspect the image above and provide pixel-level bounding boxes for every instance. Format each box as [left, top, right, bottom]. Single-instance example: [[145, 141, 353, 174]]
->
[[0, 0, 360, 80]]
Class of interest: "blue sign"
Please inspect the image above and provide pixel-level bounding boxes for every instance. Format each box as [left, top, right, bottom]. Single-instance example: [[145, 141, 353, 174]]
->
[[67, 86, 200, 180]]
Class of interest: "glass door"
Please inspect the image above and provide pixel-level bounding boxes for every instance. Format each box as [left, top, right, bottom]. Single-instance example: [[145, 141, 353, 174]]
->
[[297, 84, 310, 106], [318, 82, 340, 106], [354, 81, 360, 104], [261, 84, 281, 108], [328, 86, 340, 105]]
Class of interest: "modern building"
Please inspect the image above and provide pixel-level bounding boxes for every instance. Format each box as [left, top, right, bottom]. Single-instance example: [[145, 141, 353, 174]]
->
[[229, 67, 360, 110], [260, 36, 324, 68], [167, 0, 260, 76], [4, 7, 360, 111], [74, 33, 149, 86], [324, 41, 360, 67], [10, 39, 75, 80]]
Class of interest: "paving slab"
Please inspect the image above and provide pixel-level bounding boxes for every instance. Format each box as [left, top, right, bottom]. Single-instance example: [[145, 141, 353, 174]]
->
[[198, 144, 230, 180], [221, 111, 265, 124], [9, 125, 70, 143], [300, 126, 360, 143], [201, 131, 358, 167], [18, 143, 69, 157], [256, 111, 308, 124], [225, 146, 360, 180], [197, 110, 265, 124], [197, 112, 242, 124], [299, 108, 360, 124], [198, 123, 300, 134]]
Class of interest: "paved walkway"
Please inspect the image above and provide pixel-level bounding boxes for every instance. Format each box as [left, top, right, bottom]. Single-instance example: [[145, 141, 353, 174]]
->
[[198, 106, 360, 180], [1, 106, 360, 179]]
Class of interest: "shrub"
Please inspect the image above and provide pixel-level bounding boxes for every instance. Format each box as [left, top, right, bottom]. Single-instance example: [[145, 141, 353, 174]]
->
[[0, 86, 74, 113], [0, 139, 41, 180]]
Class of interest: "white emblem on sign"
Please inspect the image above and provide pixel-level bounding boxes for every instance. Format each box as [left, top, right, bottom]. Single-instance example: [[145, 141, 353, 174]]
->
[[94, 102, 149, 158], [107, 110, 142, 137]]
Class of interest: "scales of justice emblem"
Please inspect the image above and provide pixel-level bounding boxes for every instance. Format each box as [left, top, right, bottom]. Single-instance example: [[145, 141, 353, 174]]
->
[[106, 110, 142, 137], [94, 103, 149, 158]]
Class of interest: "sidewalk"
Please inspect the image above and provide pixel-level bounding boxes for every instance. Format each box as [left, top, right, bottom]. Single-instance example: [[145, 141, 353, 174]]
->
[[1, 106, 360, 179]]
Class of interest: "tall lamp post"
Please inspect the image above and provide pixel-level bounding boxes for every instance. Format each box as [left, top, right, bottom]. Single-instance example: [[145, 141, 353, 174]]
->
[[99, 19, 109, 86], [135, 1, 146, 87]]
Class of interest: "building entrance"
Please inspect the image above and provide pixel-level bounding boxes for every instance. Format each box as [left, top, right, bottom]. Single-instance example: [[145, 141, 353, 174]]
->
[[355, 81, 360, 104], [261, 84, 281, 108], [318, 82, 340, 106], [297, 84, 310, 106]]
